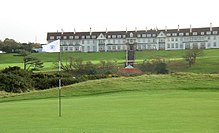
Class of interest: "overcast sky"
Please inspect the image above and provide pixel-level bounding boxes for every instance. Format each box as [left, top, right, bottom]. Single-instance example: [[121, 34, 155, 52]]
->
[[0, 0, 219, 43]]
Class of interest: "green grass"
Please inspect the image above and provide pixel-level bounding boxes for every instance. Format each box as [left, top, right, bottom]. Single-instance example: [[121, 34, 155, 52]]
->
[[0, 73, 219, 132], [0, 49, 219, 73]]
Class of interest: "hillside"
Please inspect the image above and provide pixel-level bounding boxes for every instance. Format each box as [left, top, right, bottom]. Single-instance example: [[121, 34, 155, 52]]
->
[[0, 49, 219, 73], [1, 73, 219, 102]]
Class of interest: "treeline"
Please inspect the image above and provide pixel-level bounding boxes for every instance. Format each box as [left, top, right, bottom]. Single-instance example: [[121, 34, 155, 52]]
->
[[0, 38, 41, 53]]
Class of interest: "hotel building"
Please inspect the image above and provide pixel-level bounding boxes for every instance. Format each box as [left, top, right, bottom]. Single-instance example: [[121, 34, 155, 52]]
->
[[47, 24, 219, 52]]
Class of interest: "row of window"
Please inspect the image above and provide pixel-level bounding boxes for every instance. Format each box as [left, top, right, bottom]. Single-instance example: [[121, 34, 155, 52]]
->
[[49, 30, 218, 40]]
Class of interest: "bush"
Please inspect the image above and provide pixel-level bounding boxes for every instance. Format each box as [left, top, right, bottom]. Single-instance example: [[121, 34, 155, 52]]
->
[[138, 57, 168, 74], [0, 73, 32, 93]]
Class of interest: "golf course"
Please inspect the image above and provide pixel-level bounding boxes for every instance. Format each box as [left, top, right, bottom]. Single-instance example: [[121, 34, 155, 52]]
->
[[0, 49, 219, 132]]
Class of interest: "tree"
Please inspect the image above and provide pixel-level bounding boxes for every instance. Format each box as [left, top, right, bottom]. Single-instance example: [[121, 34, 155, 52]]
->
[[18, 50, 43, 70], [23, 56, 44, 70], [183, 47, 204, 67]]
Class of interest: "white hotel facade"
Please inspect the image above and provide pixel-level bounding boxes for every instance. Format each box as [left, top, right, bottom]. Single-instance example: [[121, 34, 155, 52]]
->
[[47, 25, 219, 52]]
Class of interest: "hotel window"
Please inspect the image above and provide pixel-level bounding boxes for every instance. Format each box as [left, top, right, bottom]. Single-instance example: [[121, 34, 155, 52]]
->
[[86, 36, 90, 39], [180, 44, 183, 48], [57, 36, 61, 39], [213, 31, 218, 34], [206, 31, 211, 35], [63, 36, 67, 39], [208, 43, 211, 47], [50, 36, 54, 39], [112, 35, 116, 38], [175, 38, 178, 41], [137, 34, 141, 37], [81, 36, 85, 39], [112, 46, 116, 50], [201, 32, 205, 35], [118, 46, 121, 50], [175, 43, 179, 48], [171, 43, 174, 48], [92, 36, 96, 39], [213, 36, 216, 40], [93, 46, 96, 51], [171, 38, 174, 41], [186, 33, 189, 36], [142, 34, 146, 37], [152, 34, 156, 37], [147, 34, 151, 37], [166, 33, 171, 36], [82, 40, 84, 44], [213, 42, 216, 47], [75, 36, 79, 39], [87, 46, 90, 51], [172, 33, 177, 36], [123, 35, 126, 38], [117, 35, 121, 38], [208, 36, 210, 40], [108, 39, 111, 44], [69, 36, 74, 39], [167, 43, 170, 48], [179, 33, 184, 36], [193, 32, 197, 35], [108, 35, 111, 38], [113, 40, 115, 44]]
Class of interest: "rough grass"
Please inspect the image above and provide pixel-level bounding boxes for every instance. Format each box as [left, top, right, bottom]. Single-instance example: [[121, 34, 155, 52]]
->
[[1, 73, 219, 102], [0, 73, 219, 132]]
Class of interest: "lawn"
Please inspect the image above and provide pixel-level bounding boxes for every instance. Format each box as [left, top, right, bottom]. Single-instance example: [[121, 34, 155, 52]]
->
[[0, 73, 219, 132], [0, 90, 219, 133], [0, 49, 219, 73]]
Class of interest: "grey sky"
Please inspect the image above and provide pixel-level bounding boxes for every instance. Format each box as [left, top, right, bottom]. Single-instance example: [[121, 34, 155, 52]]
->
[[0, 0, 219, 43]]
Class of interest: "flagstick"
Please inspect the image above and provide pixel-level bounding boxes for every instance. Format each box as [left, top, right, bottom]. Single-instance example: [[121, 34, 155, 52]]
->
[[58, 38, 62, 117]]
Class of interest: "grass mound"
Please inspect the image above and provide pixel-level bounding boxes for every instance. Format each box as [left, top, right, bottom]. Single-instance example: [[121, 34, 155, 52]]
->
[[1, 73, 219, 102]]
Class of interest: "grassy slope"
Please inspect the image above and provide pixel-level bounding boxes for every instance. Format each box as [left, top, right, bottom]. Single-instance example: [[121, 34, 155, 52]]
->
[[1, 73, 219, 102], [0, 49, 218, 73], [0, 73, 219, 132]]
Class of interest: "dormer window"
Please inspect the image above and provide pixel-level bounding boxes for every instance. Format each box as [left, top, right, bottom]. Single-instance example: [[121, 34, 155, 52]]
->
[[166, 33, 171, 36], [86, 35, 90, 39], [137, 34, 141, 37], [201, 32, 205, 35], [81, 36, 85, 39], [63, 36, 67, 39], [123, 35, 126, 38], [179, 33, 184, 36], [172, 33, 177, 36], [50, 36, 54, 40], [108, 35, 111, 38], [147, 34, 151, 37], [92, 36, 96, 39], [153, 34, 156, 37], [206, 31, 211, 35], [57, 36, 61, 39], [117, 35, 121, 38], [213, 31, 218, 34], [193, 32, 197, 35], [142, 34, 146, 37], [112, 35, 116, 38], [75, 36, 79, 39], [186, 33, 189, 36], [130, 32, 134, 38]]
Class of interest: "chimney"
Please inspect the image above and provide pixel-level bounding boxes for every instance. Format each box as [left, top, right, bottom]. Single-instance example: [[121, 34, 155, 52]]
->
[[106, 27, 108, 34], [190, 24, 192, 33], [74, 28, 76, 34], [165, 26, 167, 32], [90, 27, 92, 35], [178, 25, 180, 32], [126, 27, 128, 33], [135, 27, 137, 32], [210, 22, 212, 31], [145, 27, 147, 32]]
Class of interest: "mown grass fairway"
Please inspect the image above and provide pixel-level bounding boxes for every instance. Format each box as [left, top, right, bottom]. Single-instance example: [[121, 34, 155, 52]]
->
[[0, 73, 219, 132], [0, 49, 219, 73]]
